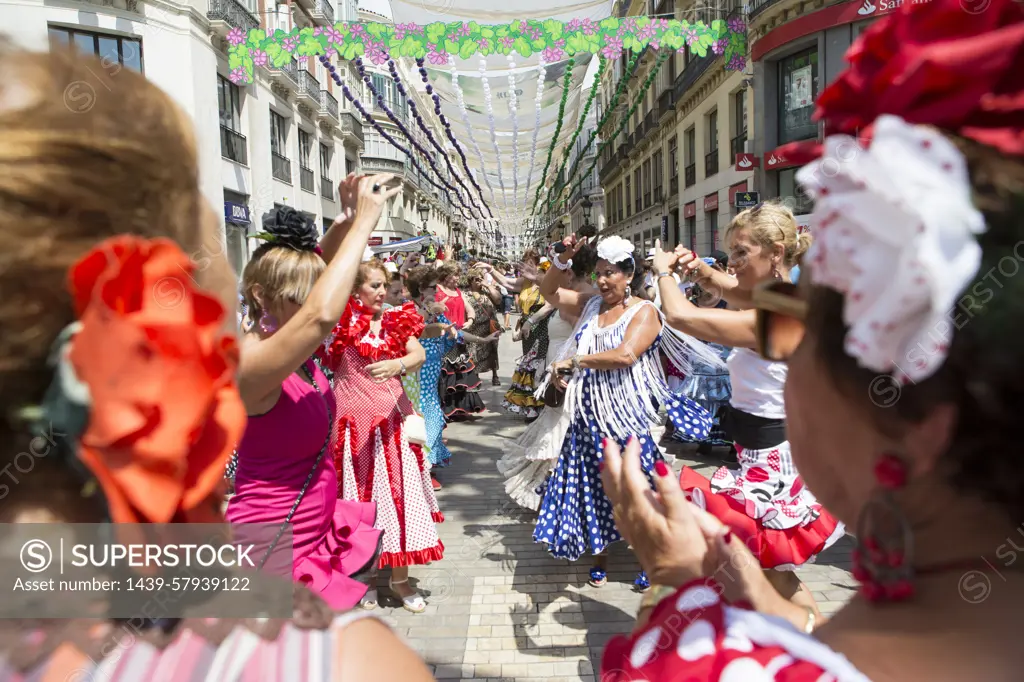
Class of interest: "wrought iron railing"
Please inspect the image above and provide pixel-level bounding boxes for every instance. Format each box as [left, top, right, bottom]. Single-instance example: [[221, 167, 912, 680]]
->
[[669, 175, 679, 196], [300, 166, 315, 192], [321, 90, 339, 120], [312, 0, 335, 23], [271, 152, 291, 182], [731, 134, 747, 160], [705, 149, 719, 177], [684, 163, 696, 188], [658, 89, 674, 118], [269, 59, 299, 87], [321, 176, 334, 200], [220, 125, 247, 165], [207, 0, 258, 32], [298, 70, 320, 102]]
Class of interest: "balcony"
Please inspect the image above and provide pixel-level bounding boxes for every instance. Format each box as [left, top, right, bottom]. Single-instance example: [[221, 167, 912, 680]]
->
[[320, 89, 339, 122], [642, 110, 655, 136], [672, 54, 715, 104], [749, 0, 783, 19], [267, 58, 299, 89], [321, 176, 334, 200], [310, 0, 334, 24], [654, 186, 663, 204], [272, 152, 291, 183], [669, 175, 679, 196], [361, 156, 405, 175], [297, 70, 321, 107], [705, 149, 719, 177], [658, 89, 675, 120], [655, 0, 674, 15], [220, 125, 247, 165], [731, 134, 748, 160], [341, 110, 364, 147], [300, 166, 315, 193], [685, 163, 696, 188], [207, 0, 258, 38], [644, 191, 651, 209]]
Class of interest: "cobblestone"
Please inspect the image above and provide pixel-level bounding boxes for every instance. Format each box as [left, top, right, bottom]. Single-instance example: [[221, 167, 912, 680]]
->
[[373, 334, 855, 680]]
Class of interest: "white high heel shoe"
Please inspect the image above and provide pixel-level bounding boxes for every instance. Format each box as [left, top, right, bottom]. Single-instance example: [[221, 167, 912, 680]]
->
[[389, 579, 426, 613]]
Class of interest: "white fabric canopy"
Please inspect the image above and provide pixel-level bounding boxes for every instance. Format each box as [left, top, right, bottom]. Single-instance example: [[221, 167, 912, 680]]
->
[[367, 0, 612, 254]]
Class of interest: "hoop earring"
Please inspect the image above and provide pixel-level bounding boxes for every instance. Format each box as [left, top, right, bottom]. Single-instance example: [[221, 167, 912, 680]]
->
[[853, 453, 914, 602], [258, 310, 279, 334]]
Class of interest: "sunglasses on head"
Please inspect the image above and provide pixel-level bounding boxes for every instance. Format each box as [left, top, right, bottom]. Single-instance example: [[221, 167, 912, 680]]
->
[[752, 280, 807, 362]]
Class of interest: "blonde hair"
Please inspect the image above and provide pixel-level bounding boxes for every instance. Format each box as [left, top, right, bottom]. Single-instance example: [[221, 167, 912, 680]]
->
[[0, 45, 207, 519], [241, 244, 325, 320], [726, 201, 812, 268], [355, 259, 390, 288]]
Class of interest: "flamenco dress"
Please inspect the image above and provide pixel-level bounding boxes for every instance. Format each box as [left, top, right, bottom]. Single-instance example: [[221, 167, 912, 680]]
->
[[497, 309, 575, 510], [436, 287, 485, 418], [680, 348, 845, 569], [501, 287, 549, 419], [671, 341, 734, 446], [417, 313, 458, 468], [226, 359, 382, 610], [322, 299, 445, 568], [532, 297, 724, 562]]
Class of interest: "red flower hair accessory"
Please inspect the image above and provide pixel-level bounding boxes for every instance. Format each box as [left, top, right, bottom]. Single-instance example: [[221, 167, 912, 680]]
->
[[779, 0, 1024, 164], [67, 236, 246, 524]]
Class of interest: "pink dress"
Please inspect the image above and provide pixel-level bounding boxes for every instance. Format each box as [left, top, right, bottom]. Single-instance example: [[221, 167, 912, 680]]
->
[[226, 360, 381, 610]]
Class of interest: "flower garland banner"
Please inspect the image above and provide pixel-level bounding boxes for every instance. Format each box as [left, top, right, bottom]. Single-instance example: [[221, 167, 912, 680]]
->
[[225, 17, 747, 85]]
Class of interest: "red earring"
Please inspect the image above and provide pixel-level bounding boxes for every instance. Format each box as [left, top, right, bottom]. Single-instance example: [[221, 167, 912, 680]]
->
[[853, 453, 915, 603]]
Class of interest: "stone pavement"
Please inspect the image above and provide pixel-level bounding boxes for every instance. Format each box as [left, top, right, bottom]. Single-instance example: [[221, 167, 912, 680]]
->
[[375, 332, 857, 682]]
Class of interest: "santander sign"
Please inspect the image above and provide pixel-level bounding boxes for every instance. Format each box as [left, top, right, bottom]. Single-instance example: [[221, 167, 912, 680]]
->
[[858, 0, 932, 16]]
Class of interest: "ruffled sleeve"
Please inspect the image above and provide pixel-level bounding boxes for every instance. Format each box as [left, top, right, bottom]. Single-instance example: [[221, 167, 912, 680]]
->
[[321, 298, 374, 368], [601, 580, 871, 682], [382, 302, 425, 358]]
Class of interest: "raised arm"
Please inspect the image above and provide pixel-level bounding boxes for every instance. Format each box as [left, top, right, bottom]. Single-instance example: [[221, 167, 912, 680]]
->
[[540, 236, 592, 319], [676, 246, 754, 309], [318, 172, 359, 263], [238, 174, 399, 409], [653, 241, 758, 349]]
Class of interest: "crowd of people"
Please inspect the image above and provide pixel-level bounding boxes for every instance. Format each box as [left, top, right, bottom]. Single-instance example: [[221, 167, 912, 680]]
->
[[2, 1, 1023, 678]]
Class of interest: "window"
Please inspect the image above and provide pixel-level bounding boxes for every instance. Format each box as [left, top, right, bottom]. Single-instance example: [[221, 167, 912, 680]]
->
[[778, 47, 819, 145], [734, 90, 747, 137], [685, 127, 696, 165], [686, 215, 697, 251], [707, 210, 719, 250], [270, 111, 288, 157], [218, 75, 241, 131], [634, 168, 642, 213], [653, 149, 663, 201], [320, 143, 332, 179], [48, 27, 143, 72], [625, 176, 631, 218], [779, 168, 814, 215], [707, 110, 718, 152], [668, 136, 678, 177], [642, 158, 651, 209], [298, 129, 313, 169]]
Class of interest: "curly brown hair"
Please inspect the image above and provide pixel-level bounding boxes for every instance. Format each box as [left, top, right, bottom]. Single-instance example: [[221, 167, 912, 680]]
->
[[0, 45, 216, 520], [405, 265, 440, 299], [806, 136, 1024, 520]]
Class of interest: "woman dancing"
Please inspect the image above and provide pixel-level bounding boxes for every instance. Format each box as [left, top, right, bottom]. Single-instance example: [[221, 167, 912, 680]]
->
[[435, 262, 485, 419], [463, 268, 504, 387], [496, 251, 551, 420], [497, 243, 598, 511], [654, 202, 843, 615], [533, 234, 724, 588], [322, 258, 443, 613], [230, 189, 394, 611]]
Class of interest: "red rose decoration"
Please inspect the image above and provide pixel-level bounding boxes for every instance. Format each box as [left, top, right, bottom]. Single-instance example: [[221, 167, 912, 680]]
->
[[68, 236, 246, 524], [780, 0, 1024, 163], [745, 467, 770, 483]]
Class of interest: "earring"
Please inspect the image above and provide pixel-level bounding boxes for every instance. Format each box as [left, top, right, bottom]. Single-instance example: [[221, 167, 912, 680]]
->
[[772, 263, 782, 279], [853, 453, 914, 602], [624, 285, 632, 303], [258, 311, 279, 334]]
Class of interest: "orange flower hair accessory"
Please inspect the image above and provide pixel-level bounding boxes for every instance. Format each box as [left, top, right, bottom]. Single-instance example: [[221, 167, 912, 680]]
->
[[63, 236, 246, 524]]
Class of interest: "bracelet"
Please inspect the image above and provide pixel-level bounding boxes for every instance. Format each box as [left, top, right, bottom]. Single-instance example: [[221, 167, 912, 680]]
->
[[571, 355, 582, 372], [399, 359, 407, 376], [553, 256, 573, 271], [637, 584, 678, 616], [803, 607, 816, 634]]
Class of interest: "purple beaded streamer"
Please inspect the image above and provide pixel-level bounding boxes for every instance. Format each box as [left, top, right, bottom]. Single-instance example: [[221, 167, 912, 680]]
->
[[416, 57, 493, 219], [386, 59, 490, 220]]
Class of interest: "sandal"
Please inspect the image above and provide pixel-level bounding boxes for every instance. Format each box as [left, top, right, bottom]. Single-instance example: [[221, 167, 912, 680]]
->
[[389, 579, 427, 613], [634, 570, 651, 592], [359, 588, 378, 610], [492, 377, 501, 386], [431, 475, 442, 491], [588, 567, 608, 588]]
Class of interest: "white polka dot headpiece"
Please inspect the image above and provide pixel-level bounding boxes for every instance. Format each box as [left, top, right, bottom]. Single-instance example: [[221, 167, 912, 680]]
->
[[798, 115, 987, 384]]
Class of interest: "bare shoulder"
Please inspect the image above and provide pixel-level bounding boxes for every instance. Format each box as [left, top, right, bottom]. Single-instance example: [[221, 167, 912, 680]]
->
[[337, 618, 436, 680]]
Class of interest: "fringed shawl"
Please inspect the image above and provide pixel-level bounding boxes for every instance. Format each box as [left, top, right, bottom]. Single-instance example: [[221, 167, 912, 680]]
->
[[537, 296, 727, 439]]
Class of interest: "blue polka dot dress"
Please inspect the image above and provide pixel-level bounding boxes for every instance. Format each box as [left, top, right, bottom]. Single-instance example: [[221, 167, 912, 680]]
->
[[532, 298, 720, 562], [419, 314, 457, 467]]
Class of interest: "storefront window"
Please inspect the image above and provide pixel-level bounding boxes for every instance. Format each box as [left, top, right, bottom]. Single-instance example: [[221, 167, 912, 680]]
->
[[778, 168, 814, 215], [778, 48, 819, 145]]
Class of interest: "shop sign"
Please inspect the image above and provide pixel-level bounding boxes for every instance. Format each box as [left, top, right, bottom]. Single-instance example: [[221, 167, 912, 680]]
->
[[703, 193, 719, 212], [735, 191, 760, 209], [683, 202, 697, 219], [735, 153, 760, 171], [660, 215, 668, 242], [368, 236, 383, 246], [224, 201, 250, 225]]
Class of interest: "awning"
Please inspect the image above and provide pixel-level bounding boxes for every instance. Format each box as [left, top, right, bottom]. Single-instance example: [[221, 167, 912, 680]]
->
[[370, 234, 439, 254]]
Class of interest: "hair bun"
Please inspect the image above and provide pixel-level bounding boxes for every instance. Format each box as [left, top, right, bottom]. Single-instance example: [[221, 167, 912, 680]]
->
[[261, 207, 318, 252]]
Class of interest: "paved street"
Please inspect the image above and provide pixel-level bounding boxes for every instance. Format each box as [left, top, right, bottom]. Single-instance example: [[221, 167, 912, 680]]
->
[[376, 329, 856, 682]]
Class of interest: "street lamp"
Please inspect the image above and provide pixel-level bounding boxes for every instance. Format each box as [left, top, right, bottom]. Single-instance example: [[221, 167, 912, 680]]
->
[[581, 196, 595, 237], [417, 200, 430, 233]]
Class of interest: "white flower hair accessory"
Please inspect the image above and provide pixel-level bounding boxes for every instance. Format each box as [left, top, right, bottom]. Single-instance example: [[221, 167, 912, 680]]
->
[[798, 114, 987, 384], [362, 246, 374, 263], [597, 236, 635, 266]]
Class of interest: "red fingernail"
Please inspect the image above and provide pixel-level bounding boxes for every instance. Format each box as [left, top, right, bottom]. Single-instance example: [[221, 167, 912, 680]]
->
[[723, 531, 733, 544], [600, 438, 608, 449], [598, 459, 605, 472], [627, 435, 637, 445], [654, 460, 669, 477]]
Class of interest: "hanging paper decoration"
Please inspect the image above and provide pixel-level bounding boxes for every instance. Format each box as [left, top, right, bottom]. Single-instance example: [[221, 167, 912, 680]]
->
[[226, 19, 747, 87], [545, 55, 606, 212], [450, 55, 501, 217], [507, 54, 520, 215], [531, 56, 575, 213], [479, 56, 508, 219], [523, 57, 547, 218]]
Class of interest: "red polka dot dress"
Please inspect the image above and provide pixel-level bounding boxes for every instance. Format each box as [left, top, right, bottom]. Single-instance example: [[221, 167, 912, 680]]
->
[[321, 299, 444, 568]]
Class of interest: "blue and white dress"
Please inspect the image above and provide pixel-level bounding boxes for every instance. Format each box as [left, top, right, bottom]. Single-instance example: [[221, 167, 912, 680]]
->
[[420, 314, 458, 467], [671, 341, 733, 446], [532, 297, 726, 561]]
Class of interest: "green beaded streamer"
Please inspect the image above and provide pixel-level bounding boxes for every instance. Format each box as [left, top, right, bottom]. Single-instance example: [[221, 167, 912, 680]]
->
[[568, 52, 668, 205], [532, 56, 576, 214], [544, 56, 607, 213]]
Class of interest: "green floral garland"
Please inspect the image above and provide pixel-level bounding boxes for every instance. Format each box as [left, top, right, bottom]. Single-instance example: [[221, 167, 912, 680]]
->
[[225, 17, 747, 85], [531, 57, 575, 214], [546, 52, 640, 213], [568, 52, 669, 204], [543, 55, 607, 214]]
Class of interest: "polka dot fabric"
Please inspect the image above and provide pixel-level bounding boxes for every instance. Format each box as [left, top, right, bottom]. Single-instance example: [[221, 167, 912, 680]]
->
[[602, 579, 873, 682]]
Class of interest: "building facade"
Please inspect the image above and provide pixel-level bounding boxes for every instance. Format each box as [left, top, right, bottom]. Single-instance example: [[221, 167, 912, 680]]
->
[[749, 0, 926, 229], [9, 0, 454, 274], [599, 0, 753, 257]]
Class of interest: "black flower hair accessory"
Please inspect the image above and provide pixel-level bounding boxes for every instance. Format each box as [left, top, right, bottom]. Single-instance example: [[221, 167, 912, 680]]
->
[[254, 207, 318, 252]]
